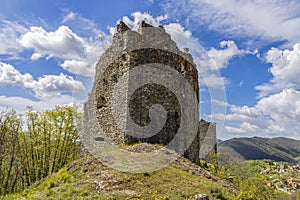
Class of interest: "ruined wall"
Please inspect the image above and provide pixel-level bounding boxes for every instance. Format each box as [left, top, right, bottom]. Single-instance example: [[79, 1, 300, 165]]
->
[[83, 21, 216, 165], [199, 119, 217, 160]]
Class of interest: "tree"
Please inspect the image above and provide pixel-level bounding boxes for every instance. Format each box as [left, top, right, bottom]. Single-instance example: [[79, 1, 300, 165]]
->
[[0, 106, 81, 196], [0, 109, 22, 195]]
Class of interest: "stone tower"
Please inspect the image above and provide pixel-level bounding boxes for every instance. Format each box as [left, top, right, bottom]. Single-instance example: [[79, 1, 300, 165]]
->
[[82, 21, 216, 165]]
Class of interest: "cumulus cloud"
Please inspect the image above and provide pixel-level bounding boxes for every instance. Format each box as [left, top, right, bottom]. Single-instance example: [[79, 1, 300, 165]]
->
[[164, 23, 205, 55], [226, 122, 262, 135], [197, 40, 255, 93], [163, 0, 300, 45], [110, 11, 168, 35], [0, 20, 27, 59], [257, 89, 300, 127], [111, 12, 203, 54], [207, 43, 300, 140], [14, 12, 105, 78], [256, 43, 300, 97], [0, 62, 34, 86], [19, 26, 87, 60], [29, 73, 85, 98], [60, 60, 94, 77], [199, 40, 246, 71], [18, 25, 103, 77], [211, 88, 300, 139], [0, 62, 84, 98]]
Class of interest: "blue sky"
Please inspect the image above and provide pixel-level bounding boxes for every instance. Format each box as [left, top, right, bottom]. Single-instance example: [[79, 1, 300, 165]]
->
[[0, 0, 300, 140]]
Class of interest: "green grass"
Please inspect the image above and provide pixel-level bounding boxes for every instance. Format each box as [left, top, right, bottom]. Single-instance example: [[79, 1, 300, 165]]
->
[[1, 154, 238, 200], [3, 145, 296, 200]]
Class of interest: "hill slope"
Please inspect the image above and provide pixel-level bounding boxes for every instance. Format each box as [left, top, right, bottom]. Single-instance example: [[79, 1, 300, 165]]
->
[[2, 143, 239, 200], [218, 137, 300, 164]]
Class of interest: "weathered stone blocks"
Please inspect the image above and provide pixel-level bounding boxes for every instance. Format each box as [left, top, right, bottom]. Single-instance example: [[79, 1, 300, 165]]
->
[[83, 21, 216, 165]]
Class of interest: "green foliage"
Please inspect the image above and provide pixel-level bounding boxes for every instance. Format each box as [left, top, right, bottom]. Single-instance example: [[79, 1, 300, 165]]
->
[[0, 109, 22, 195], [209, 187, 226, 200], [0, 106, 81, 196], [200, 158, 290, 200], [236, 174, 273, 199], [200, 151, 229, 179], [223, 160, 288, 199], [57, 168, 71, 183], [97, 31, 106, 41]]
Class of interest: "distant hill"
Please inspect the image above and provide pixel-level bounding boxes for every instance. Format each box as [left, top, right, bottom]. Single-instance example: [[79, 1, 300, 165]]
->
[[218, 137, 300, 165]]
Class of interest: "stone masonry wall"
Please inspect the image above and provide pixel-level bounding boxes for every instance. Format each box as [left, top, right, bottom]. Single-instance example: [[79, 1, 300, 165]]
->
[[83, 21, 216, 165], [199, 119, 217, 160]]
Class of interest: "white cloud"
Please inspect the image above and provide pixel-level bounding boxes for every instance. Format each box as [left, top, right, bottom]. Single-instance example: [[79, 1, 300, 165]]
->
[[230, 105, 263, 118], [0, 62, 84, 98], [211, 99, 230, 108], [0, 95, 76, 113], [164, 0, 300, 45], [256, 43, 300, 97], [30, 73, 85, 98], [62, 11, 77, 24], [197, 40, 255, 92], [31, 53, 42, 60], [60, 60, 94, 77], [19, 25, 103, 77], [0, 20, 27, 59], [164, 23, 205, 55], [226, 122, 261, 135], [209, 43, 300, 139], [0, 62, 34, 85], [200, 74, 229, 89], [112, 12, 203, 56], [199, 40, 245, 71], [225, 126, 246, 134], [109, 11, 168, 35], [122, 11, 168, 30], [257, 89, 300, 125], [211, 88, 300, 139], [19, 26, 87, 60]]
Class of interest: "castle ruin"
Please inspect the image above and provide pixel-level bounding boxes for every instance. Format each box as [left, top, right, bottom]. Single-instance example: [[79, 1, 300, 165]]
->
[[82, 21, 216, 166]]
